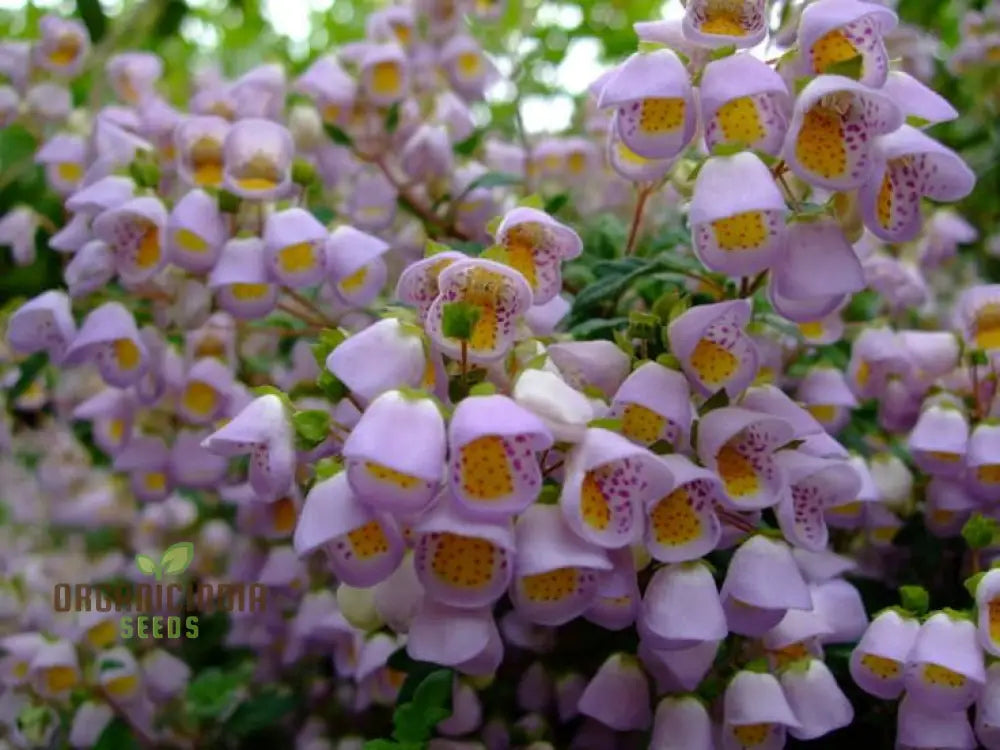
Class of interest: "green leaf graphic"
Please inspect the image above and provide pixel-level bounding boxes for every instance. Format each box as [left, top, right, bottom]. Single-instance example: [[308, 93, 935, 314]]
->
[[134, 554, 159, 579], [160, 542, 195, 576]]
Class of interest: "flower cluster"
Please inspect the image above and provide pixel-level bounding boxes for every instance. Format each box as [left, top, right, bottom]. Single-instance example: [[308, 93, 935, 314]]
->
[[0, 0, 996, 748]]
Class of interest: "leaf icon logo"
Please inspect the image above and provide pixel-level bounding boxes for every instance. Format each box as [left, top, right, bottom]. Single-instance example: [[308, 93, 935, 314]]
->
[[134, 542, 195, 581]]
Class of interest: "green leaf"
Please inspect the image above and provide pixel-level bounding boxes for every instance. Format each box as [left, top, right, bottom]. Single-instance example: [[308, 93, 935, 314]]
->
[[899, 585, 930, 616], [392, 669, 453, 743], [468, 382, 497, 396], [479, 244, 509, 263], [317, 371, 348, 401], [464, 171, 521, 191], [159, 542, 195, 576], [217, 189, 241, 214], [485, 215, 502, 237], [544, 193, 569, 215], [314, 457, 344, 481], [906, 115, 931, 128], [518, 193, 545, 210], [825, 54, 864, 80], [0, 124, 38, 169], [441, 301, 482, 341], [185, 666, 251, 721], [709, 44, 737, 60], [292, 158, 317, 187], [363, 741, 401, 750], [637, 40, 665, 53], [134, 554, 159, 579], [93, 719, 140, 750], [384, 102, 401, 134], [99, 658, 126, 674], [128, 160, 160, 189], [453, 129, 483, 157], [76, 0, 108, 42], [223, 690, 296, 737], [424, 239, 452, 257], [656, 353, 680, 370], [310, 328, 348, 367], [7, 351, 47, 402], [698, 389, 730, 416], [293, 409, 330, 448], [962, 513, 998, 550], [324, 123, 353, 146], [588, 417, 623, 431], [709, 141, 748, 157], [964, 572, 986, 599]]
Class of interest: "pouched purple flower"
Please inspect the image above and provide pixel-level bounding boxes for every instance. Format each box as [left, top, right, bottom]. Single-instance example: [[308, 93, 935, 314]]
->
[[610, 361, 693, 449], [325, 225, 391, 308], [411, 493, 515, 609], [782, 75, 902, 191], [720, 535, 812, 636], [798, 0, 897, 87], [967, 422, 1000, 501], [606, 127, 676, 183], [781, 658, 854, 740], [560, 427, 671, 549], [326, 318, 427, 405], [547, 340, 630, 399], [847, 325, 909, 399], [494, 207, 581, 305], [774, 451, 861, 551], [510, 505, 612, 626], [66, 175, 135, 217], [682, 0, 767, 49], [0, 206, 38, 266], [396, 250, 475, 322], [689, 153, 788, 278], [796, 367, 858, 434], [859, 125, 975, 242], [977, 663, 1000, 748], [925, 478, 977, 537], [578, 653, 651, 731], [178, 357, 232, 425], [583, 547, 640, 631], [644, 454, 725, 562], [92, 195, 167, 284], [651, 696, 712, 750], [697, 407, 793, 510], [406, 599, 502, 676], [768, 219, 865, 323], [202, 393, 295, 500], [811, 578, 869, 644], [700, 53, 792, 157], [447, 394, 552, 518], [65, 239, 114, 297], [296, 55, 357, 128], [106, 52, 162, 104], [668, 299, 758, 396], [639, 562, 727, 649], [24, 82, 71, 123], [762, 607, 831, 668], [34, 15, 89, 77], [222, 118, 294, 201], [0, 85, 18, 127], [920, 209, 978, 267], [7, 290, 76, 364], [73, 386, 135, 456], [262, 207, 327, 287], [955, 285, 1000, 353], [898, 692, 977, 750], [597, 50, 696, 160], [400, 124, 453, 182], [882, 70, 959, 127], [35, 133, 85, 197], [849, 608, 919, 698], [175, 115, 230, 189], [113, 434, 172, 501], [359, 44, 408, 106], [904, 612, 986, 712], [169, 429, 228, 489], [167, 189, 226, 273], [345, 169, 397, 232], [907, 403, 969, 478], [63, 301, 148, 387], [29, 639, 81, 699], [208, 237, 278, 320], [229, 63, 286, 121], [425, 258, 533, 365], [439, 35, 499, 101], [342, 389, 445, 514], [721, 670, 800, 750], [294, 471, 405, 588]]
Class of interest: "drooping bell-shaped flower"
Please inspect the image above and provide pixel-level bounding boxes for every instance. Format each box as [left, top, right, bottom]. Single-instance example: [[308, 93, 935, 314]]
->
[[512, 369, 595, 444], [782, 75, 902, 191], [106, 52, 162, 104], [811, 578, 869, 644], [326, 318, 427, 405], [342, 389, 445, 514], [91, 196, 167, 284], [202, 393, 295, 500], [583, 547, 640, 631], [293, 471, 405, 587], [955, 285, 1000, 353], [667, 299, 759, 396], [24, 82, 71, 123], [967, 423, 1000, 502], [796, 367, 858, 434], [65, 239, 115, 298], [639, 563, 727, 649], [447, 394, 553, 518], [406, 599, 502, 676], [262, 207, 327, 288], [547, 340, 630, 399], [976, 663, 1000, 749], [493, 207, 581, 306], [0, 207, 38, 266], [721, 670, 800, 750], [720, 535, 812, 636], [63, 301, 148, 387], [682, 0, 768, 49], [847, 325, 909, 399], [510, 505, 612, 626], [0, 632, 45, 686], [924, 478, 977, 537], [396, 250, 468, 322], [325, 225, 391, 308], [897, 692, 977, 750], [696, 407, 794, 510], [223, 118, 294, 201], [597, 49, 696, 160], [689, 153, 788, 277], [560, 427, 671, 549], [605, 126, 676, 183], [908, 403, 969, 478], [651, 696, 712, 750], [645, 454, 724, 562], [400, 124, 453, 182], [36, 134, 87, 196], [774, 451, 861, 551], [69, 703, 113, 748], [780, 658, 854, 740], [640, 638, 719, 694], [34, 15, 89, 77], [439, 35, 499, 101], [797, 0, 897, 87], [849, 609, 920, 698], [169, 429, 228, 489], [73, 387, 135, 456], [207, 238, 278, 320], [768, 219, 865, 323], [7, 290, 76, 364], [66, 175, 135, 217], [166, 189, 226, 273], [175, 115, 229, 189], [882, 71, 959, 128], [178, 357, 232, 425], [610, 362, 693, 450], [96, 647, 144, 704], [359, 43, 408, 106], [578, 653, 651, 731], [903, 612, 986, 712], [411, 492, 515, 609], [29, 639, 81, 699], [859, 126, 975, 242], [425, 257, 533, 365], [700, 53, 792, 157]]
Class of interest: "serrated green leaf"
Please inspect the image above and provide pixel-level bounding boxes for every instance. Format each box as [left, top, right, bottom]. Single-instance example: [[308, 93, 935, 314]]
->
[[411, 669, 454, 724], [310, 328, 348, 367], [134, 554, 159, 579], [160, 542, 194, 576]]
